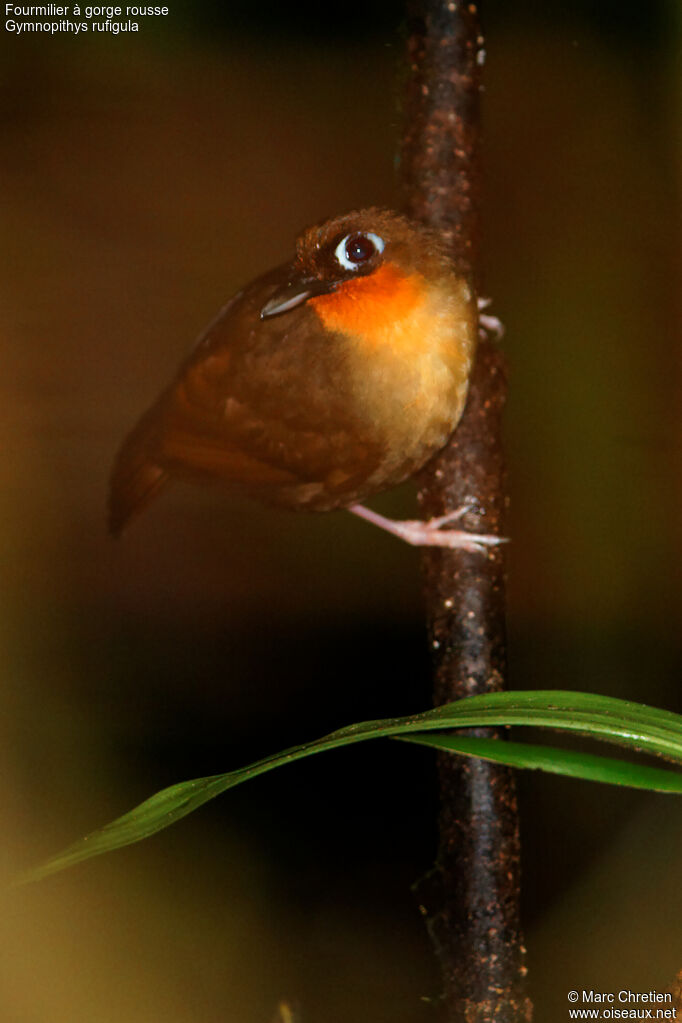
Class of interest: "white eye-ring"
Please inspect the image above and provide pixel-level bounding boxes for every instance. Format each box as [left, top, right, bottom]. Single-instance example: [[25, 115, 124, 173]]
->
[[334, 232, 385, 271]]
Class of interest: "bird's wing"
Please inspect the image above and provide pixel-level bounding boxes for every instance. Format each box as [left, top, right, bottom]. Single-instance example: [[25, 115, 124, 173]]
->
[[109, 266, 383, 533], [108, 378, 306, 536]]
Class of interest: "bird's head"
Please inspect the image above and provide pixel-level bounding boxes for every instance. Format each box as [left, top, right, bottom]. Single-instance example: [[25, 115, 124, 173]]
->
[[259, 208, 466, 332]]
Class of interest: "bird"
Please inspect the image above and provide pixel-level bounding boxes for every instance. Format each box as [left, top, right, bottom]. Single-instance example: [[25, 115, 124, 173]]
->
[[109, 207, 503, 550]]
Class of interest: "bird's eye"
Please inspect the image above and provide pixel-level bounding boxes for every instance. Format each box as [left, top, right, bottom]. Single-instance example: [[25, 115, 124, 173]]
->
[[334, 232, 384, 271]]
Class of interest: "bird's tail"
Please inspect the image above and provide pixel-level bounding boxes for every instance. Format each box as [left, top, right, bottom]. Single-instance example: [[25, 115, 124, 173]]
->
[[108, 414, 170, 536]]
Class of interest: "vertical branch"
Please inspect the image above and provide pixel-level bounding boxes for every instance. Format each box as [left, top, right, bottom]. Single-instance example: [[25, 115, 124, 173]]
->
[[401, 0, 482, 280], [400, 3, 532, 1021]]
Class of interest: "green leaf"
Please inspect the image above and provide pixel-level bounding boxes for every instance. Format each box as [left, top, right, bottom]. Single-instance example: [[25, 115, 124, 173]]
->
[[20, 690, 682, 883], [417, 690, 682, 762], [398, 733, 682, 793]]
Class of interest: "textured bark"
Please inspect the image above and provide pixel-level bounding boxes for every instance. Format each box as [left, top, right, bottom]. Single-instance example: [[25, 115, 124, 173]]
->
[[401, 0, 482, 279], [400, 2, 532, 1020]]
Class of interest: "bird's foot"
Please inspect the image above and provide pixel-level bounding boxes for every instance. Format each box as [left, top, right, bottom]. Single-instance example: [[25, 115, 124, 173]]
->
[[348, 502, 507, 552], [477, 297, 504, 339]]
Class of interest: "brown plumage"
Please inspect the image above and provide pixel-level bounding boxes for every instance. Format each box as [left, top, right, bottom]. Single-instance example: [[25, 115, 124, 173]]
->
[[109, 208, 477, 536]]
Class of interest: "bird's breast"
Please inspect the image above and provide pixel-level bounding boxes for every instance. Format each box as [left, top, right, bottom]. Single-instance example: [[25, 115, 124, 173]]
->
[[309, 268, 476, 473]]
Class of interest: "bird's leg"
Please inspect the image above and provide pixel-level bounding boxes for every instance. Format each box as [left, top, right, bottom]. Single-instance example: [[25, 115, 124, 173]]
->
[[347, 501, 507, 552], [477, 296, 504, 339]]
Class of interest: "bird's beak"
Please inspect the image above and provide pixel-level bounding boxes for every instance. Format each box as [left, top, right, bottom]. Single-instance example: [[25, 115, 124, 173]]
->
[[260, 276, 335, 320]]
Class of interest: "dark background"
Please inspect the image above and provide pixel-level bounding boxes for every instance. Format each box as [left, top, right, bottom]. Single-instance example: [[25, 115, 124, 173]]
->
[[1, 2, 681, 1020]]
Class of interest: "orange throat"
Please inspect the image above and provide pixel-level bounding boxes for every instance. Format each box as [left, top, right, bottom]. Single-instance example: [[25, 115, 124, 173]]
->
[[309, 263, 424, 343], [307, 259, 475, 465]]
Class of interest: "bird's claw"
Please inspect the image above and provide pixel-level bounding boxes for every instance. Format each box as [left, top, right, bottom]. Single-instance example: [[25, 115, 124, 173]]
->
[[393, 519, 508, 552], [348, 500, 507, 552], [477, 297, 504, 339]]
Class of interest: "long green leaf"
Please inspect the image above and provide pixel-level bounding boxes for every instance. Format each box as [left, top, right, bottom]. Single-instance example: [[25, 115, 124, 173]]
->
[[20, 690, 682, 882], [399, 734, 682, 793]]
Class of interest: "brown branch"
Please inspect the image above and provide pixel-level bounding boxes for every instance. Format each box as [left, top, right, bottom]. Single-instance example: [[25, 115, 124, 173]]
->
[[400, 2, 532, 1020]]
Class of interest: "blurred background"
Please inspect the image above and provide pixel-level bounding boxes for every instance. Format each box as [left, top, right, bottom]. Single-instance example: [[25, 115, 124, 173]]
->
[[1, 1, 681, 1019]]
